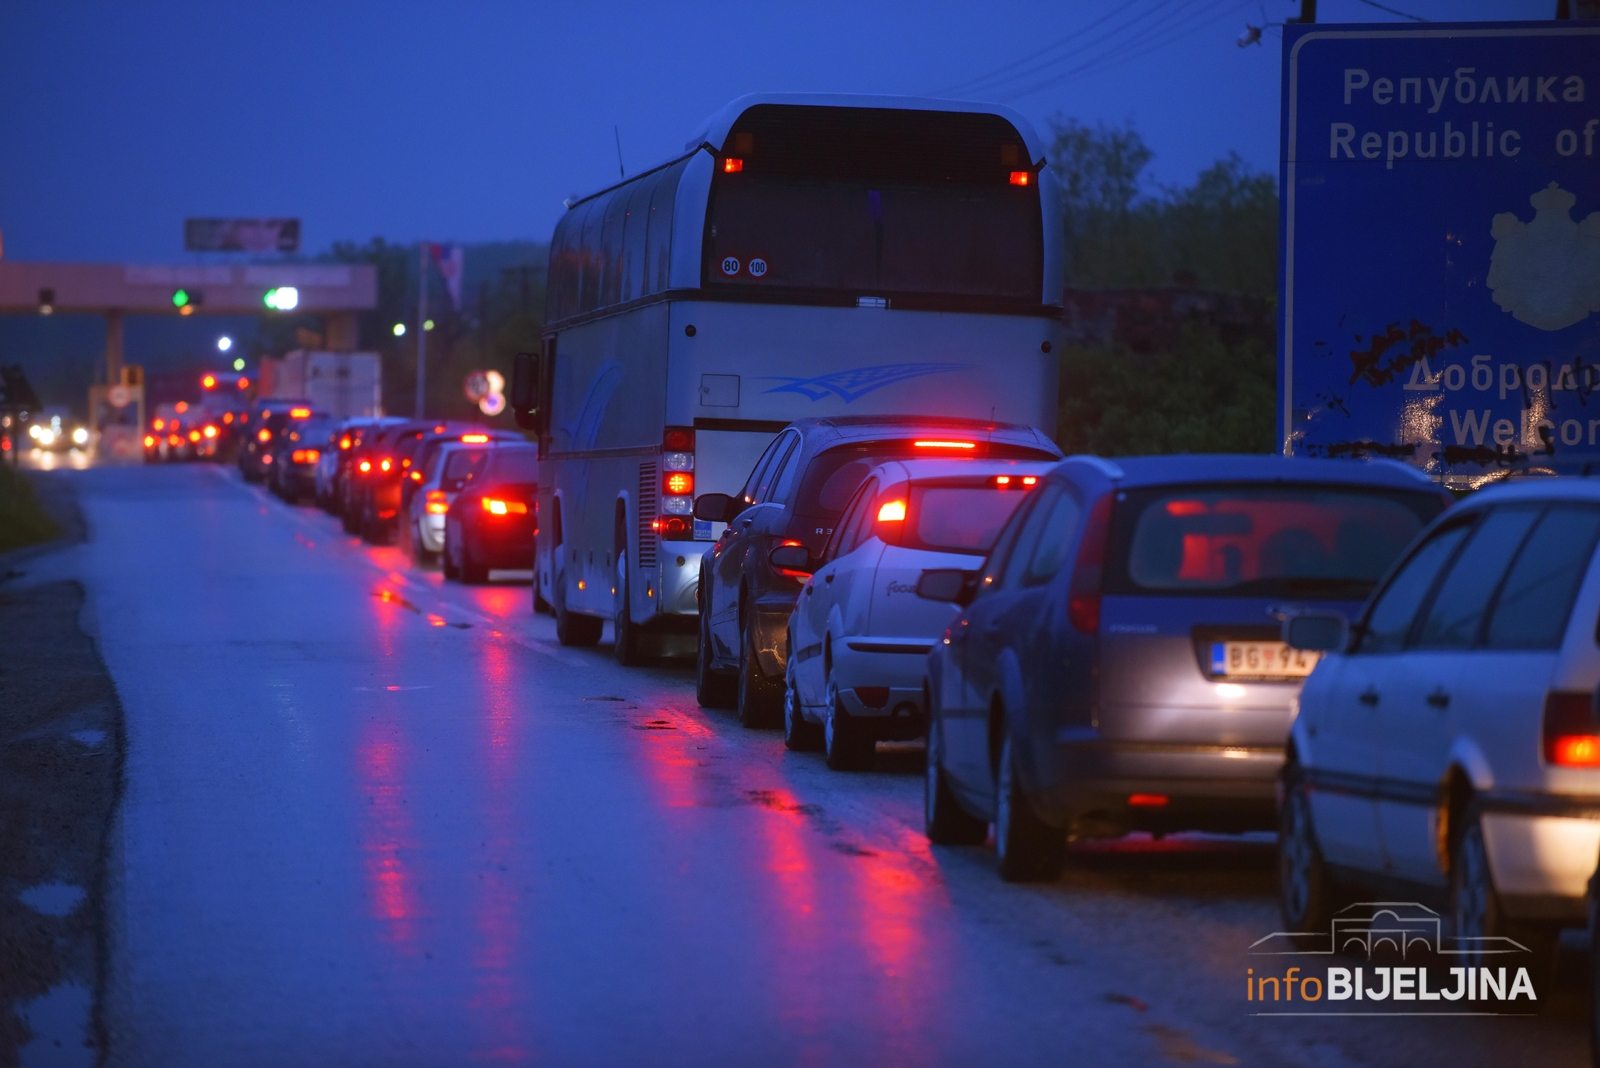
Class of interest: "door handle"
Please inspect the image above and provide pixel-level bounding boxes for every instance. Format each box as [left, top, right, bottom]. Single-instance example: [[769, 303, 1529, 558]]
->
[[1426, 688, 1450, 710], [1358, 687, 1379, 706], [804, 584, 813, 596]]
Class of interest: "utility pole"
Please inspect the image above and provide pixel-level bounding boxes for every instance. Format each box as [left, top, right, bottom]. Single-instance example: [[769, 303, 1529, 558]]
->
[[415, 243, 429, 418], [1296, 0, 1316, 21]]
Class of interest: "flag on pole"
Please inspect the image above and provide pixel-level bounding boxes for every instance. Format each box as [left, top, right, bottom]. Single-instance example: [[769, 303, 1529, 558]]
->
[[430, 244, 465, 309]]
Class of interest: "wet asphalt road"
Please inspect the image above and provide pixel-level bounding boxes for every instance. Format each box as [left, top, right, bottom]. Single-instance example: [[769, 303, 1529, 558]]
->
[[13, 464, 1589, 1067]]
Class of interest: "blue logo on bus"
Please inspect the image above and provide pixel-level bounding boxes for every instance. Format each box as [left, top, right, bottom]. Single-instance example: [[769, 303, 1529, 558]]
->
[[760, 362, 963, 403]]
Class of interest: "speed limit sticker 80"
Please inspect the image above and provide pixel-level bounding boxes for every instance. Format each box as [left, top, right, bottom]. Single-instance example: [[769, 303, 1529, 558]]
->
[[720, 256, 769, 278]]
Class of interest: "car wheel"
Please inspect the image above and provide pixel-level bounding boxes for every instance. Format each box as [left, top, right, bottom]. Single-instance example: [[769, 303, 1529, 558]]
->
[[460, 532, 488, 584], [995, 734, 1064, 882], [925, 705, 986, 844], [613, 551, 646, 666], [737, 611, 783, 728], [554, 573, 603, 647], [782, 654, 822, 752], [1279, 763, 1343, 931], [823, 685, 874, 771], [442, 528, 460, 579], [695, 593, 736, 709], [1451, 804, 1559, 990]]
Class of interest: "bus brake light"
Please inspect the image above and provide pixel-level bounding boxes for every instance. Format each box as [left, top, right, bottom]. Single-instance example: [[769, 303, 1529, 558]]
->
[[664, 472, 693, 496], [1009, 171, 1031, 186], [723, 158, 744, 173]]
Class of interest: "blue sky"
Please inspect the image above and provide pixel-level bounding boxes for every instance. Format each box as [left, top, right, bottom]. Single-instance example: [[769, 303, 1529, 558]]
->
[[0, 0, 1551, 264]]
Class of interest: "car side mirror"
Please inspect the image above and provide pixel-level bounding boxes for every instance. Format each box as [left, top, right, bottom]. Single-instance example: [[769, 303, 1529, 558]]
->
[[510, 352, 539, 432], [1284, 612, 1348, 653], [693, 493, 738, 523], [917, 568, 978, 606], [768, 545, 816, 575]]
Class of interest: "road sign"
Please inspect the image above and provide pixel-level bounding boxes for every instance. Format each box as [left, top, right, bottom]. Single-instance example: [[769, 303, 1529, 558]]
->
[[1280, 21, 1600, 484], [184, 218, 300, 253]]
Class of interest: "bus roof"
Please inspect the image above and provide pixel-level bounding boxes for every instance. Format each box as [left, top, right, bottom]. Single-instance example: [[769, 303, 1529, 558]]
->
[[683, 93, 1049, 165]]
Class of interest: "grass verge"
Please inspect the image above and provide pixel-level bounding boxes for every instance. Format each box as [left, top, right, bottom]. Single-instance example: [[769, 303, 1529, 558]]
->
[[0, 464, 61, 555]]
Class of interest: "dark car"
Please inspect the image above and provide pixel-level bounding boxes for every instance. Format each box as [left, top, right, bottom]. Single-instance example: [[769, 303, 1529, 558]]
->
[[268, 417, 337, 503], [240, 402, 323, 483], [691, 416, 1062, 727], [320, 417, 399, 514], [918, 454, 1451, 882], [343, 420, 434, 541], [443, 445, 539, 584]]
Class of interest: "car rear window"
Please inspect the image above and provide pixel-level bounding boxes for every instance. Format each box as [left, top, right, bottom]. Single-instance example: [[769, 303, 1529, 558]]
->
[[794, 441, 1056, 526], [892, 483, 1033, 554], [1111, 485, 1443, 599], [1484, 506, 1600, 650], [489, 449, 539, 484], [442, 448, 490, 487]]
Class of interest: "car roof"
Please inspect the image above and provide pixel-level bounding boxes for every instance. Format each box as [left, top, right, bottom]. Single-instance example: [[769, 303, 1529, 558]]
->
[[1060, 453, 1440, 492], [1458, 476, 1600, 508], [866, 457, 1062, 483], [785, 416, 1061, 455]]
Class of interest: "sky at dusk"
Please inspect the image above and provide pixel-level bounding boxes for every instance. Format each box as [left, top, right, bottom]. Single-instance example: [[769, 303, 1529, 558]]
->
[[0, 0, 1553, 265]]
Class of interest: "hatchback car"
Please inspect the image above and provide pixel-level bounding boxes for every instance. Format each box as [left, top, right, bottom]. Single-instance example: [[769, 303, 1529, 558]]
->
[[268, 417, 337, 502], [692, 416, 1062, 727], [443, 445, 539, 584], [1281, 478, 1600, 966], [240, 401, 321, 482], [777, 458, 1057, 769], [919, 454, 1451, 882], [407, 440, 497, 565]]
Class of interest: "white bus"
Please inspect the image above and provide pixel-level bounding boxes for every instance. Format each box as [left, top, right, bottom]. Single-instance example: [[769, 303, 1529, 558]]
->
[[512, 94, 1065, 654]]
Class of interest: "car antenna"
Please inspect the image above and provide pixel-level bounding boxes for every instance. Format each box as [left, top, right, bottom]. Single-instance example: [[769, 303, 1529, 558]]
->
[[614, 126, 626, 179]]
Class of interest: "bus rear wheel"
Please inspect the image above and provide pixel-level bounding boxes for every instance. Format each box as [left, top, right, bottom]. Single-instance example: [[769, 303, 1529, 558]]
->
[[613, 552, 646, 665]]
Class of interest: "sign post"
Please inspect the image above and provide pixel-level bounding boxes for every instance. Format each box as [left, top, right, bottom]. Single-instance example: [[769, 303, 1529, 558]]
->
[[1280, 21, 1600, 484]]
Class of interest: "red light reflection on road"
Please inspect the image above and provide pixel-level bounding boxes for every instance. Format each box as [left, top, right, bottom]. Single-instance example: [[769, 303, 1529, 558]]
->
[[357, 733, 421, 947]]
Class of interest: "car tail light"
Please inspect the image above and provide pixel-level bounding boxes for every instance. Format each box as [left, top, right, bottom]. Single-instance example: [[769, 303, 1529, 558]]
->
[[237, 378, 249, 389], [188, 430, 200, 442], [292, 449, 320, 463], [913, 440, 976, 450], [462, 433, 489, 443], [663, 471, 693, 496], [410, 471, 422, 482], [358, 460, 371, 473], [223, 412, 234, 424], [289, 407, 311, 418], [1128, 794, 1168, 807], [854, 687, 890, 709], [1067, 493, 1115, 634], [262, 453, 273, 464], [153, 418, 165, 430], [168, 434, 180, 446], [202, 374, 216, 388], [258, 428, 271, 443], [877, 499, 907, 522], [994, 475, 1036, 488], [1543, 692, 1600, 767], [379, 459, 391, 472], [483, 497, 528, 516], [425, 490, 449, 515], [143, 435, 155, 448], [340, 436, 352, 450], [203, 425, 217, 438]]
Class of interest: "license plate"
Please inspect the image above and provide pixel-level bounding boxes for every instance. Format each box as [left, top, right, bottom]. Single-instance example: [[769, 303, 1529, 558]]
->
[[1209, 641, 1320, 679]]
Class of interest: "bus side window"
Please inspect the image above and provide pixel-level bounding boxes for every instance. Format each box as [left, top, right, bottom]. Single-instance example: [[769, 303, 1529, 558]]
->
[[600, 189, 628, 307], [577, 199, 604, 315], [622, 181, 652, 303]]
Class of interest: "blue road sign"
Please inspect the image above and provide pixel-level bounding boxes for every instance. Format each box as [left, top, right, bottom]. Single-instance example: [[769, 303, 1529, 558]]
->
[[1280, 22, 1600, 484]]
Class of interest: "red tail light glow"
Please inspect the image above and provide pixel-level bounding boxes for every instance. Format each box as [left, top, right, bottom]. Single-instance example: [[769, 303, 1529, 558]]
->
[[201, 374, 216, 388], [237, 378, 249, 389], [358, 460, 371, 472], [652, 516, 689, 537], [258, 429, 272, 443], [877, 499, 907, 522], [664, 472, 693, 496], [1543, 692, 1600, 766], [482, 497, 528, 516], [339, 436, 352, 450], [1128, 794, 1168, 807], [188, 430, 200, 442], [913, 440, 976, 450], [723, 157, 744, 173], [379, 459, 391, 472], [1009, 171, 1031, 186], [168, 434, 180, 446], [153, 418, 165, 430], [261, 453, 273, 464], [175, 402, 188, 413], [291, 449, 320, 463], [223, 412, 234, 424], [1165, 500, 1207, 516], [203, 425, 218, 438], [461, 433, 490, 443], [289, 407, 311, 419], [143, 435, 156, 448], [663, 427, 694, 451], [1067, 493, 1115, 634], [425, 490, 449, 515]]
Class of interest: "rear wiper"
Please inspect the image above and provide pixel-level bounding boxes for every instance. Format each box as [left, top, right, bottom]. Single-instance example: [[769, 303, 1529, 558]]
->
[[1220, 577, 1373, 596]]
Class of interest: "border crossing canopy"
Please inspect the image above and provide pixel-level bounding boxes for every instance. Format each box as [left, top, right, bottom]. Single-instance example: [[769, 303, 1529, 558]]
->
[[1280, 21, 1600, 485]]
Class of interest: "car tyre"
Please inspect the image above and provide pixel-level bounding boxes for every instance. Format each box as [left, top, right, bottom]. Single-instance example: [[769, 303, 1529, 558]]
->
[[1278, 763, 1344, 931], [554, 573, 603, 646], [925, 710, 986, 845], [737, 612, 783, 729], [1451, 803, 1559, 1002], [695, 594, 737, 709], [442, 527, 460, 580], [613, 552, 646, 666], [782, 656, 822, 752], [995, 734, 1064, 882], [460, 532, 488, 584], [823, 686, 874, 771]]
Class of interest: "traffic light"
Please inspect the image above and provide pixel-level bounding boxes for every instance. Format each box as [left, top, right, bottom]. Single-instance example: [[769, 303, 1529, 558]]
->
[[263, 286, 299, 311], [172, 288, 203, 315]]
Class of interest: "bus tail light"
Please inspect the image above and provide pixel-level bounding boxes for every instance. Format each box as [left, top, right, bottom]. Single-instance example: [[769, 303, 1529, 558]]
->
[[1067, 493, 1115, 634], [663, 427, 694, 452], [1009, 171, 1031, 186], [723, 158, 744, 173], [425, 490, 449, 515], [663, 471, 693, 497], [1543, 692, 1600, 767], [653, 516, 689, 537]]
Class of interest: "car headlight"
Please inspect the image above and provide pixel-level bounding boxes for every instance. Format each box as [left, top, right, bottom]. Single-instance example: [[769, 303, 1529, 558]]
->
[[36, 429, 55, 445], [72, 427, 89, 444]]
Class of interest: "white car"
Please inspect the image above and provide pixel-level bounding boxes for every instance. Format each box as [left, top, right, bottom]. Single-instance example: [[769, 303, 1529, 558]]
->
[[404, 441, 495, 565], [1282, 477, 1600, 965], [777, 458, 1058, 770]]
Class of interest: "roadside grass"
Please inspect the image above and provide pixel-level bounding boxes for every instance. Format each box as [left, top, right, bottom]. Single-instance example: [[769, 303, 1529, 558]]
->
[[0, 463, 61, 554]]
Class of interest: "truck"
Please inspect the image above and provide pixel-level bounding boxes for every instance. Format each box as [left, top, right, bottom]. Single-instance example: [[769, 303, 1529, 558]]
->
[[258, 350, 382, 420]]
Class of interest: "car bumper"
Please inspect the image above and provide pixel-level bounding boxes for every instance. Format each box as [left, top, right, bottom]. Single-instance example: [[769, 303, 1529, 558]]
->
[[419, 513, 446, 551], [1036, 734, 1283, 835], [831, 638, 935, 736], [1482, 808, 1600, 923]]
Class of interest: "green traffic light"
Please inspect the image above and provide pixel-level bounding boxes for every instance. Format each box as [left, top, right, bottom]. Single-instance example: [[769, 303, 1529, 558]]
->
[[172, 288, 190, 308]]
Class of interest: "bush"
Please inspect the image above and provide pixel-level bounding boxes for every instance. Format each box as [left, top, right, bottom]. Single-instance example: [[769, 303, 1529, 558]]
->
[[0, 464, 60, 555], [1056, 327, 1277, 457]]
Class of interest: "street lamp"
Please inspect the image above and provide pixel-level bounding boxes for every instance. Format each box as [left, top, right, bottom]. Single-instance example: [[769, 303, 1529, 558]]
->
[[233, 357, 246, 371], [392, 323, 406, 337], [217, 336, 233, 352]]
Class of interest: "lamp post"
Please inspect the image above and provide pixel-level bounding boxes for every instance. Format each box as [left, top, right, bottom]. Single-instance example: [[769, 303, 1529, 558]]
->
[[415, 243, 429, 418]]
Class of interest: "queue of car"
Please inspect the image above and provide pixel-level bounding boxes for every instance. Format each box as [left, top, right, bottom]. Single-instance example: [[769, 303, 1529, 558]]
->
[[251, 406, 1600, 983]]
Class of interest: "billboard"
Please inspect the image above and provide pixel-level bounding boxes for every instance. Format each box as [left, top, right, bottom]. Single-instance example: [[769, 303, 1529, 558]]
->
[[1280, 21, 1600, 484], [184, 218, 301, 253]]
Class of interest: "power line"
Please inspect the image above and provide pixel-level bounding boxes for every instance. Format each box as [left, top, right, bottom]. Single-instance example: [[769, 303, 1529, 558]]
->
[[1351, 0, 1426, 20], [930, 3, 1130, 97]]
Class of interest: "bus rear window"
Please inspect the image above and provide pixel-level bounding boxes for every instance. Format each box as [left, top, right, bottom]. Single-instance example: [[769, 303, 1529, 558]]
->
[[1110, 486, 1443, 599]]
